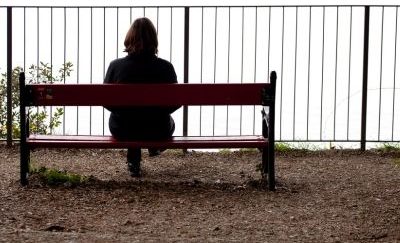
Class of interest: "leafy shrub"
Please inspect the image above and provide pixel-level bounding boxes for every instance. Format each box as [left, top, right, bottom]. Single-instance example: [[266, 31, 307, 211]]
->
[[0, 62, 73, 139]]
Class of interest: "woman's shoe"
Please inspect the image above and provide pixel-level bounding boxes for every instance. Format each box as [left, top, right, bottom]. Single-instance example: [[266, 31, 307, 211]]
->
[[127, 160, 141, 177], [148, 148, 167, 157]]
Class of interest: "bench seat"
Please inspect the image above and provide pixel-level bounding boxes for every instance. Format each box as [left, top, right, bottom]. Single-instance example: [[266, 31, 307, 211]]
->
[[19, 71, 277, 190], [28, 135, 267, 149]]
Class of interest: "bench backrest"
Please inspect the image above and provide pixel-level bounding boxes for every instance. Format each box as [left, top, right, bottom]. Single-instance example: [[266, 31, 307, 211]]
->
[[22, 82, 274, 107]]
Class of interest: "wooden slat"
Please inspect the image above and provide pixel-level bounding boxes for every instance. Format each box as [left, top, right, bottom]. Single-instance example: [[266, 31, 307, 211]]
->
[[26, 83, 269, 106], [27, 135, 267, 149]]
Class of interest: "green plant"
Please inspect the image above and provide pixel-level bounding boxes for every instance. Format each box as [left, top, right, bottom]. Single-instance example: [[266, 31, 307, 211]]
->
[[377, 143, 400, 153], [393, 159, 400, 167], [218, 148, 232, 154], [0, 62, 73, 139], [239, 148, 259, 153], [275, 142, 293, 152], [30, 165, 87, 186]]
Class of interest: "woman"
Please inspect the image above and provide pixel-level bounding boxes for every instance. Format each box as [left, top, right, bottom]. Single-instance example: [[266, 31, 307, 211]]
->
[[104, 17, 180, 177]]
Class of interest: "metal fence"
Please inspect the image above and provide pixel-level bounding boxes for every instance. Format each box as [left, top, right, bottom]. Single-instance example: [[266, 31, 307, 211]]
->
[[1, 5, 400, 149]]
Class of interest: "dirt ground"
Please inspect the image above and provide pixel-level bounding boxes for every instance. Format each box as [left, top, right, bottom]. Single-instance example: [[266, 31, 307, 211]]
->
[[0, 144, 399, 242]]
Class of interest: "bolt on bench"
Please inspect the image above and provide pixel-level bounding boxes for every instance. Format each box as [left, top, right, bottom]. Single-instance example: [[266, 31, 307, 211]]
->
[[19, 71, 277, 190]]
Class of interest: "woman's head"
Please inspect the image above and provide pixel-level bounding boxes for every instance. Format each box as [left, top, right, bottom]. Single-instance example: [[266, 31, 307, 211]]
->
[[124, 17, 158, 55]]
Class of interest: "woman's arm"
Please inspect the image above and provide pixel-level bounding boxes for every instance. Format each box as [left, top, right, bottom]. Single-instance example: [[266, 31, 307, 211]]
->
[[103, 63, 115, 112], [165, 63, 181, 114]]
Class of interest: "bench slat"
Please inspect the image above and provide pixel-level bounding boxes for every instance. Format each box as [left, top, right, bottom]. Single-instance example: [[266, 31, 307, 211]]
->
[[26, 83, 269, 106], [27, 135, 267, 149]]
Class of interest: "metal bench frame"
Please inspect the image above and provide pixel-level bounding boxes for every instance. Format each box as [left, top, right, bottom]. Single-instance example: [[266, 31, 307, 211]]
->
[[19, 71, 277, 190]]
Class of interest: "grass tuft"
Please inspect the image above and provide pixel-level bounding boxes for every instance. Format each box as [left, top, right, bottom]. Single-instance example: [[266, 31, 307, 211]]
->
[[275, 142, 293, 152], [238, 148, 259, 153], [376, 143, 400, 153], [30, 165, 87, 187], [218, 148, 232, 154], [393, 159, 400, 167]]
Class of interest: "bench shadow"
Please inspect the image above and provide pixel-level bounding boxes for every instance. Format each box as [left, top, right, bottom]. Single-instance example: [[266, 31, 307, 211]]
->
[[24, 173, 310, 195]]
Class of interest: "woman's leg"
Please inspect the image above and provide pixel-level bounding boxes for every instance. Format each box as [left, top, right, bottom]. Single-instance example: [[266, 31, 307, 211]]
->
[[127, 148, 141, 177], [148, 116, 175, 156], [109, 115, 142, 177]]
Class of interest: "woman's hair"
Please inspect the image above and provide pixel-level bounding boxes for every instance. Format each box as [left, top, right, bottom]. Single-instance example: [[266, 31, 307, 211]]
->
[[124, 17, 158, 55]]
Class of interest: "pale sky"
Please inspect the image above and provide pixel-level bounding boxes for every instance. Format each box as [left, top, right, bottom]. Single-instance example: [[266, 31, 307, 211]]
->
[[2, 0, 400, 142]]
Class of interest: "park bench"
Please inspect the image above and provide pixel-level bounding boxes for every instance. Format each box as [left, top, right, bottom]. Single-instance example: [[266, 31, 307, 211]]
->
[[19, 71, 277, 190]]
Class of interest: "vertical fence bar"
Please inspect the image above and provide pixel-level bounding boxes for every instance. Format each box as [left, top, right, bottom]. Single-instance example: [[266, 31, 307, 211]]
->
[[212, 7, 217, 136], [36, 7, 40, 132], [156, 7, 159, 33], [6, 7, 12, 145], [226, 7, 231, 135], [37, 7, 39, 81], [183, 7, 190, 137], [240, 7, 244, 135], [50, 7, 53, 133], [77, 8, 80, 135], [63, 7, 66, 135], [267, 7, 271, 81], [170, 8, 173, 62], [102, 7, 106, 135], [200, 7, 203, 135], [361, 6, 370, 151], [378, 7, 384, 141], [320, 7, 325, 141], [24, 7, 26, 72], [116, 7, 119, 58], [347, 7, 353, 140], [253, 7, 258, 135], [293, 7, 298, 140], [392, 7, 398, 141], [90, 7, 93, 135], [306, 7, 312, 140], [333, 7, 339, 140], [130, 7, 132, 26], [280, 7, 285, 140]]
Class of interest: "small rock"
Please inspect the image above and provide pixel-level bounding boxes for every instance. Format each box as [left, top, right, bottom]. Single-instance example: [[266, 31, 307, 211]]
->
[[44, 225, 65, 232], [123, 220, 133, 226]]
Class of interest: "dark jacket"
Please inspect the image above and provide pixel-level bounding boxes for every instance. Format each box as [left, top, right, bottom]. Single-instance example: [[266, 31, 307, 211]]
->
[[104, 53, 180, 140]]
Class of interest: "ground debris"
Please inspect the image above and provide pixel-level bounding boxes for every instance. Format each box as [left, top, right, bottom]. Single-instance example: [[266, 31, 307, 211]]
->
[[0, 147, 399, 242]]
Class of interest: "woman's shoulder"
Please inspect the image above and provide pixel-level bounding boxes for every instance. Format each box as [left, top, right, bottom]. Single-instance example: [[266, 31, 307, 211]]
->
[[109, 56, 129, 67], [155, 57, 174, 68]]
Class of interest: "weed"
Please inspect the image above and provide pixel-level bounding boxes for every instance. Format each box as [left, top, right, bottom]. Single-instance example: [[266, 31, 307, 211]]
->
[[238, 148, 259, 153], [274, 142, 293, 152], [377, 143, 400, 153], [30, 164, 87, 186], [218, 148, 232, 154]]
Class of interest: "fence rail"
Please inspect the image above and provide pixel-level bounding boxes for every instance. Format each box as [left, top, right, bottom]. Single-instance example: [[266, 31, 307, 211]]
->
[[1, 5, 400, 149]]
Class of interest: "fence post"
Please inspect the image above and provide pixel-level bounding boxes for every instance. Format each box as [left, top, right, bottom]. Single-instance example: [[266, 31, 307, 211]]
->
[[6, 7, 12, 146], [183, 7, 189, 138], [361, 6, 370, 151]]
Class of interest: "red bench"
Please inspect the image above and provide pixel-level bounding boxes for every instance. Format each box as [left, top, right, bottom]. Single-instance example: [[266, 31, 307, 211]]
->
[[19, 71, 277, 190]]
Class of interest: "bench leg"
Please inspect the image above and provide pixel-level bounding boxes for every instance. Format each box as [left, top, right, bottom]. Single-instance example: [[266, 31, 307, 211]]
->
[[20, 146, 29, 186], [267, 148, 276, 191], [262, 110, 276, 191], [262, 146, 268, 175], [262, 146, 276, 191], [261, 116, 269, 179]]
